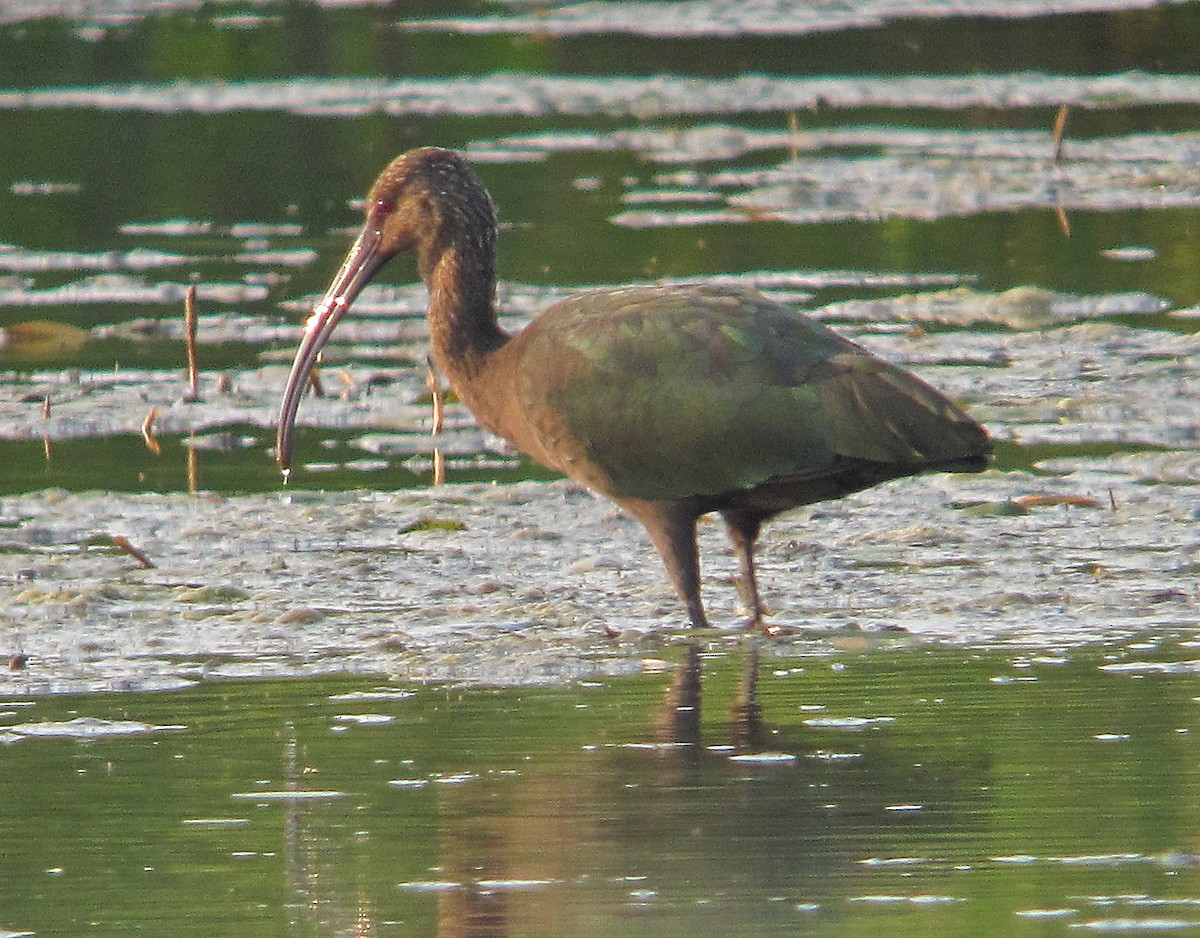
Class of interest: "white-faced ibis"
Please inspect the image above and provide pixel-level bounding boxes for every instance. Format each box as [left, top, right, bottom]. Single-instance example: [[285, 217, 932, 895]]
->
[[277, 147, 991, 630]]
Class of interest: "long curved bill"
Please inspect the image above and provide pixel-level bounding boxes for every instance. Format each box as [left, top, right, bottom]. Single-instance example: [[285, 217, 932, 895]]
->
[[276, 224, 388, 473]]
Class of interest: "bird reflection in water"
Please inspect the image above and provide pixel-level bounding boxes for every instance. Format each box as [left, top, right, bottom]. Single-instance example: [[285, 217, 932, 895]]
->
[[657, 643, 762, 752], [271, 646, 790, 937]]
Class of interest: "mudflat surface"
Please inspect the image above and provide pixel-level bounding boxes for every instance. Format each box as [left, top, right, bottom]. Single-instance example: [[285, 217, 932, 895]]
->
[[3, 462, 1195, 695]]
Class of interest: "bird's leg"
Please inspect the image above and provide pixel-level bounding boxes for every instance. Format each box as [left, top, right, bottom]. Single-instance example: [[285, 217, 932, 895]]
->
[[658, 642, 702, 744], [731, 639, 762, 750], [721, 511, 768, 629], [622, 499, 709, 628]]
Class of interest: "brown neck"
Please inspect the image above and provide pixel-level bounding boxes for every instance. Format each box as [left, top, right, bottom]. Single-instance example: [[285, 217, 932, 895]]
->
[[425, 245, 508, 392]]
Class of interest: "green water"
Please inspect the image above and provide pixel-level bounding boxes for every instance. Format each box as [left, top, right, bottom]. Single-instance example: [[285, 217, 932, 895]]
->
[[1, 2, 1199, 493], [2, 641, 1197, 937], [1, 3, 1199, 934]]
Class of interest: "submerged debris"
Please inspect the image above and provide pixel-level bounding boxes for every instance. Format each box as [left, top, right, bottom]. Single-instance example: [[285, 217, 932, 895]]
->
[[110, 534, 155, 569]]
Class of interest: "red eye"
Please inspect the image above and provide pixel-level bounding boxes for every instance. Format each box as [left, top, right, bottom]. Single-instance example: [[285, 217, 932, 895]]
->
[[374, 197, 394, 215]]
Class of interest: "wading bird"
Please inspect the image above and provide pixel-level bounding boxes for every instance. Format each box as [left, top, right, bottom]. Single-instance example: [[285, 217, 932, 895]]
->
[[277, 147, 991, 630]]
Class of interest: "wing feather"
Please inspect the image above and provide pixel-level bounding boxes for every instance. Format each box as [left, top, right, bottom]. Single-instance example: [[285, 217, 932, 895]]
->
[[510, 285, 988, 501]]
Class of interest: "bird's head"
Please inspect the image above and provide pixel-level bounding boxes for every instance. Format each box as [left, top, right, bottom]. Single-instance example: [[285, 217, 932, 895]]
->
[[366, 147, 496, 276], [275, 147, 494, 472]]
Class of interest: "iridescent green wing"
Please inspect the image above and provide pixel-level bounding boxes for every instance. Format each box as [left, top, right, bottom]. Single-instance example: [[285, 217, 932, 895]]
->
[[514, 286, 982, 501]]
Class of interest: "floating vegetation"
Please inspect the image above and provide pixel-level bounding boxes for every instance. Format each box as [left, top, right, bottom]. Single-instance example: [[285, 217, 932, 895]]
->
[[1, 717, 184, 741], [8, 73, 1200, 119], [229, 790, 346, 801], [0, 7, 1197, 938], [398, 516, 468, 534], [407, 0, 1197, 37], [0, 0, 1196, 692], [0, 320, 89, 360], [9, 179, 81, 195], [0, 274, 265, 307]]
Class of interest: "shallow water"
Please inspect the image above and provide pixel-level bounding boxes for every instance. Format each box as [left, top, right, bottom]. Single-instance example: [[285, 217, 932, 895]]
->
[[1, 1, 1199, 933], [2, 642, 1199, 937]]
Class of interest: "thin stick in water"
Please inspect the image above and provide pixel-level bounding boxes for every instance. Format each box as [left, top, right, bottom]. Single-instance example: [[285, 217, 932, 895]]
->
[[141, 406, 162, 456], [187, 434, 200, 494], [1051, 105, 1072, 237], [111, 535, 155, 569], [1052, 104, 1070, 164], [336, 369, 357, 402], [1054, 198, 1071, 239], [184, 283, 200, 402], [41, 394, 51, 462]]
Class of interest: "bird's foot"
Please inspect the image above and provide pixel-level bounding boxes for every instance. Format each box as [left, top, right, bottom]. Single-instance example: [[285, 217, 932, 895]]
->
[[755, 617, 808, 637], [740, 611, 775, 634], [737, 603, 776, 634], [733, 578, 774, 631], [685, 598, 710, 629]]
